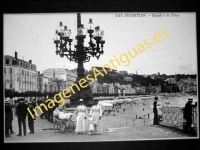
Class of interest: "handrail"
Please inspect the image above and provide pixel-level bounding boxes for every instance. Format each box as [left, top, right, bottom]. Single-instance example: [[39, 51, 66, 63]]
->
[[136, 112, 154, 119], [117, 114, 154, 128]]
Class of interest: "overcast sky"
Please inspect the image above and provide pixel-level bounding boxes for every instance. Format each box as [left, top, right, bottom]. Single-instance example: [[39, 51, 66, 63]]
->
[[4, 12, 197, 75]]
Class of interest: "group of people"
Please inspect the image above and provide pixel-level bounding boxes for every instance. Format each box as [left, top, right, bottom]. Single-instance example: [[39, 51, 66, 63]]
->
[[5, 98, 36, 137], [37, 98, 58, 123], [6, 94, 196, 138], [153, 95, 197, 134], [52, 98, 103, 135], [72, 99, 103, 135], [5, 97, 103, 137]]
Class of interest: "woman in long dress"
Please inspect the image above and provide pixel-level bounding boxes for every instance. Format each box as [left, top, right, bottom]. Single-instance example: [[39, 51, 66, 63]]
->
[[73, 99, 88, 134], [89, 99, 103, 135], [153, 96, 158, 125]]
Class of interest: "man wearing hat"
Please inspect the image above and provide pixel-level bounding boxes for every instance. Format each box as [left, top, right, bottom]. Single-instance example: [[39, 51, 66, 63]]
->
[[16, 98, 28, 136], [27, 101, 35, 134], [5, 99, 13, 137], [153, 96, 159, 125], [184, 97, 194, 134], [49, 101, 58, 123], [32, 99, 37, 108], [73, 99, 88, 134]]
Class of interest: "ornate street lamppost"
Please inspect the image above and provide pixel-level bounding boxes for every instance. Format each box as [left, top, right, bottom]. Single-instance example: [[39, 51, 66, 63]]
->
[[53, 13, 105, 106]]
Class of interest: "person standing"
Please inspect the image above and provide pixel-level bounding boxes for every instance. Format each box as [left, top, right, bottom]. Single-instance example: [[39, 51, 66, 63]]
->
[[37, 98, 45, 119], [153, 96, 159, 125], [27, 101, 36, 134], [6, 98, 15, 134], [88, 99, 103, 135], [50, 102, 58, 123], [9, 100, 15, 134], [32, 99, 37, 108], [47, 100, 53, 122], [16, 98, 28, 136], [73, 99, 88, 135], [14, 99, 19, 116], [5, 99, 13, 137], [44, 99, 48, 120], [184, 97, 194, 134]]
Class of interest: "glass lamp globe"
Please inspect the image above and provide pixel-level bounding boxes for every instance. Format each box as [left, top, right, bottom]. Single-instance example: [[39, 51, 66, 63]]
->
[[54, 34, 60, 41], [78, 24, 87, 36], [100, 30, 104, 37], [68, 29, 72, 38], [73, 36, 77, 46], [59, 22, 64, 33], [94, 26, 101, 37], [87, 18, 94, 32], [63, 26, 69, 38]]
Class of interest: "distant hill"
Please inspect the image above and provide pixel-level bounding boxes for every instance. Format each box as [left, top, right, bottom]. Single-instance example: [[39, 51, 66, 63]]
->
[[176, 74, 196, 81], [81, 66, 196, 92]]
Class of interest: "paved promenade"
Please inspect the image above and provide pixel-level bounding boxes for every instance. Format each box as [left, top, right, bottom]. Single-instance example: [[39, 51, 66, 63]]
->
[[5, 95, 197, 143]]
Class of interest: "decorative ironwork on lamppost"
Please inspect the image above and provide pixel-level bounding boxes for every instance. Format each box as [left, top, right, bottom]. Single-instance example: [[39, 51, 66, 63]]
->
[[53, 13, 105, 106]]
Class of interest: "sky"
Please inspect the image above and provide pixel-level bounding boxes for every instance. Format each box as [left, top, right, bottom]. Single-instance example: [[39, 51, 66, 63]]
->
[[4, 12, 197, 75]]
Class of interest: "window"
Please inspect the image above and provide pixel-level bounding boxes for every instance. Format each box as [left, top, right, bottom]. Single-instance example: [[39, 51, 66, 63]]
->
[[10, 84, 12, 89], [22, 70, 24, 76], [12, 60, 17, 65], [9, 68, 12, 74], [6, 59, 9, 64], [10, 75, 12, 80], [4, 68, 6, 74]]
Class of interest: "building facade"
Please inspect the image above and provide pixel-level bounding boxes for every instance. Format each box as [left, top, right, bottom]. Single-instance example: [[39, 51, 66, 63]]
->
[[177, 77, 197, 92], [108, 83, 114, 94], [66, 69, 77, 88], [37, 72, 49, 92], [43, 68, 67, 80], [91, 82, 136, 95], [4, 52, 37, 92], [43, 68, 77, 88], [119, 70, 128, 75], [48, 80, 58, 92], [165, 78, 176, 84]]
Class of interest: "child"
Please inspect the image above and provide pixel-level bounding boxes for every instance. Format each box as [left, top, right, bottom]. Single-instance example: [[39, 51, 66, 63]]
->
[[53, 106, 72, 120]]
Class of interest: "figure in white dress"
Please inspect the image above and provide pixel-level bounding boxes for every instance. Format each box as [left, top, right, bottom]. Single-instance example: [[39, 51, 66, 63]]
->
[[89, 99, 103, 135], [73, 99, 88, 134]]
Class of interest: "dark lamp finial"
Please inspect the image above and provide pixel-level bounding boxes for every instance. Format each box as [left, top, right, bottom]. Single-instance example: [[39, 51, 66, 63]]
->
[[59, 22, 63, 26], [89, 19, 93, 24], [95, 26, 100, 30], [64, 26, 67, 30]]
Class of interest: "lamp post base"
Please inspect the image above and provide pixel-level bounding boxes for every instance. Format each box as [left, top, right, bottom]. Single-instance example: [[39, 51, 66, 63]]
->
[[69, 80, 94, 107]]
